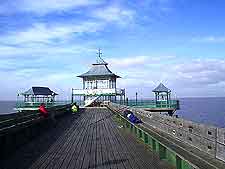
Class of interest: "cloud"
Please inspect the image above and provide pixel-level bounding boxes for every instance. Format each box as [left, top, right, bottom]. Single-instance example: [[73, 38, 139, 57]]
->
[[1, 21, 104, 45], [2, 53, 225, 99], [107, 55, 177, 91], [1, 0, 225, 100], [92, 5, 135, 25], [108, 56, 148, 68], [0, 0, 135, 27], [0, 19, 105, 61], [172, 59, 225, 86], [0, 0, 103, 15], [108, 55, 176, 68], [0, 19, 103, 99], [0, 1, 139, 100], [106, 55, 225, 97], [192, 36, 225, 43]]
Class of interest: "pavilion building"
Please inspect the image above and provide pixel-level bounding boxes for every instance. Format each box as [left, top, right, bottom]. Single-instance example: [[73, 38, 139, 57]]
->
[[16, 86, 58, 111], [72, 50, 125, 107], [152, 83, 179, 116], [152, 83, 171, 104]]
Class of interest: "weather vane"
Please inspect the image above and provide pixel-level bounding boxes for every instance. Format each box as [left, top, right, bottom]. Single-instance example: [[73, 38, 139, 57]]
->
[[96, 48, 107, 64], [97, 48, 102, 58]]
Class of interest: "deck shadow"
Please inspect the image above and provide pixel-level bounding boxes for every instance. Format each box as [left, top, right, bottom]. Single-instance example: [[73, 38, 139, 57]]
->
[[0, 110, 83, 169]]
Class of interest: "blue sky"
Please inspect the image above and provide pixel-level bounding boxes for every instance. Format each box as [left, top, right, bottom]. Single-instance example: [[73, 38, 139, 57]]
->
[[0, 0, 225, 100]]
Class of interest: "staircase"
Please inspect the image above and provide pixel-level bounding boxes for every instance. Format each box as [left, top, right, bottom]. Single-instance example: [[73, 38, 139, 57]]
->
[[84, 96, 100, 107]]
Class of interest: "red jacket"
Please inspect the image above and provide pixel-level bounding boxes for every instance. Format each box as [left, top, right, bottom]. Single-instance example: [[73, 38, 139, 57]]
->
[[39, 105, 48, 118]]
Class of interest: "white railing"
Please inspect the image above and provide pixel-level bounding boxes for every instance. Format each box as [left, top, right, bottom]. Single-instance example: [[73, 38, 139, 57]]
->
[[73, 88, 125, 96]]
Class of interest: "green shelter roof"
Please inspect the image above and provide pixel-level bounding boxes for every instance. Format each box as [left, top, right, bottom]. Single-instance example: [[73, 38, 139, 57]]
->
[[152, 83, 171, 93], [21, 87, 58, 96]]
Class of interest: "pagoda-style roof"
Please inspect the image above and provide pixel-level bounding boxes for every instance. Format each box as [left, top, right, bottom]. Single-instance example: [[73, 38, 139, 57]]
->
[[21, 87, 58, 96], [78, 63, 120, 78], [78, 49, 120, 78], [152, 83, 171, 93]]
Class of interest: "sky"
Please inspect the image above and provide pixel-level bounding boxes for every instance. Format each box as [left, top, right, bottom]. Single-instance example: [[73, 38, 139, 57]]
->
[[0, 0, 225, 100]]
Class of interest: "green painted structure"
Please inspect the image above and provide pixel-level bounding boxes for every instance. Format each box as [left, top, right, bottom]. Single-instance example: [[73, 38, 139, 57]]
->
[[120, 99, 179, 109], [15, 87, 72, 112], [115, 113, 197, 169]]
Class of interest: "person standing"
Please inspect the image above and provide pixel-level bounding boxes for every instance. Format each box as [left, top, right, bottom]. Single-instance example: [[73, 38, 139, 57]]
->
[[39, 103, 56, 124], [39, 103, 48, 118], [71, 103, 79, 113]]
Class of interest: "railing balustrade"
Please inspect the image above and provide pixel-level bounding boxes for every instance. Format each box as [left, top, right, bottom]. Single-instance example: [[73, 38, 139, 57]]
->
[[113, 100, 179, 109]]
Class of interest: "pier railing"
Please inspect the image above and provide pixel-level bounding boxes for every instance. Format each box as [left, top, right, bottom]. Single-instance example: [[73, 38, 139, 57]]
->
[[107, 103, 199, 169], [72, 88, 125, 96], [0, 103, 72, 159], [15, 101, 71, 111], [0, 104, 72, 134], [114, 100, 180, 109], [108, 102, 225, 166], [112, 112, 199, 169]]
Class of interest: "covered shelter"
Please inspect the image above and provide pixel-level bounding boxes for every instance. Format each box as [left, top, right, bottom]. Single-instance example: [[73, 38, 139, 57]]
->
[[17, 87, 58, 110], [152, 83, 171, 106]]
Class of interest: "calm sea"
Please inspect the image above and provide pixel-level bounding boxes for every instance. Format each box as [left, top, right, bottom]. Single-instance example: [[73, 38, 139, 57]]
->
[[176, 97, 225, 128], [0, 97, 225, 128], [0, 101, 17, 114]]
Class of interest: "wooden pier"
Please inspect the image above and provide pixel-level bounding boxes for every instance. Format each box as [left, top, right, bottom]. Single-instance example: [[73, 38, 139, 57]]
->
[[1, 107, 174, 169], [1, 106, 225, 169]]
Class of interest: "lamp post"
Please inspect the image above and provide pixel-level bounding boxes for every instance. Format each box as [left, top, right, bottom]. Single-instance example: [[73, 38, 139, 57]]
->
[[71, 88, 74, 103], [135, 92, 138, 106]]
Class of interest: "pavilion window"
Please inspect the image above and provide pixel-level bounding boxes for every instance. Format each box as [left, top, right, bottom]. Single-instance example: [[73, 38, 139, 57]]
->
[[97, 80, 101, 89], [107, 80, 109, 88], [94, 81, 96, 89], [74, 50, 123, 103], [88, 81, 91, 89], [111, 80, 115, 88], [109, 80, 111, 88]]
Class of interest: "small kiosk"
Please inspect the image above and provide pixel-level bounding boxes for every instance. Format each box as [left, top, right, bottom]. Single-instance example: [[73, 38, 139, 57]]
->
[[152, 83, 171, 107], [16, 86, 58, 111], [152, 83, 179, 116]]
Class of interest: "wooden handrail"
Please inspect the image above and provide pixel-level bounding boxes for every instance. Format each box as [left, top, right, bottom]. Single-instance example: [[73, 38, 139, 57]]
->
[[0, 104, 72, 135]]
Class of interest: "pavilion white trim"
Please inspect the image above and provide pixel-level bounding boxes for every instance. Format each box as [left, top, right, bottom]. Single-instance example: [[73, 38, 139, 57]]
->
[[72, 49, 125, 106]]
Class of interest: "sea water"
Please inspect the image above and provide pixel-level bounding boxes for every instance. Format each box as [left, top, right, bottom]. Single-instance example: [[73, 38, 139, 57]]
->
[[0, 101, 17, 114], [176, 97, 225, 128]]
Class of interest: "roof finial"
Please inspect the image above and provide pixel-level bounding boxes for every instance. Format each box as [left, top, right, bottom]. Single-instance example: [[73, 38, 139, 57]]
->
[[97, 48, 102, 59], [96, 48, 107, 64]]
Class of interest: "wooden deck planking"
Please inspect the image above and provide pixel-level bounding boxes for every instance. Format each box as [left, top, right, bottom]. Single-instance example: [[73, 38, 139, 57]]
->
[[65, 110, 94, 169], [52, 111, 91, 169], [77, 112, 95, 169], [101, 121, 118, 169], [100, 111, 121, 169], [88, 112, 97, 169], [96, 112, 105, 169], [104, 113, 134, 169], [106, 117, 142, 169], [108, 114, 149, 169], [29, 111, 89, 169], [28, 108, 174, 169], [57, 119, 85, 168]]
